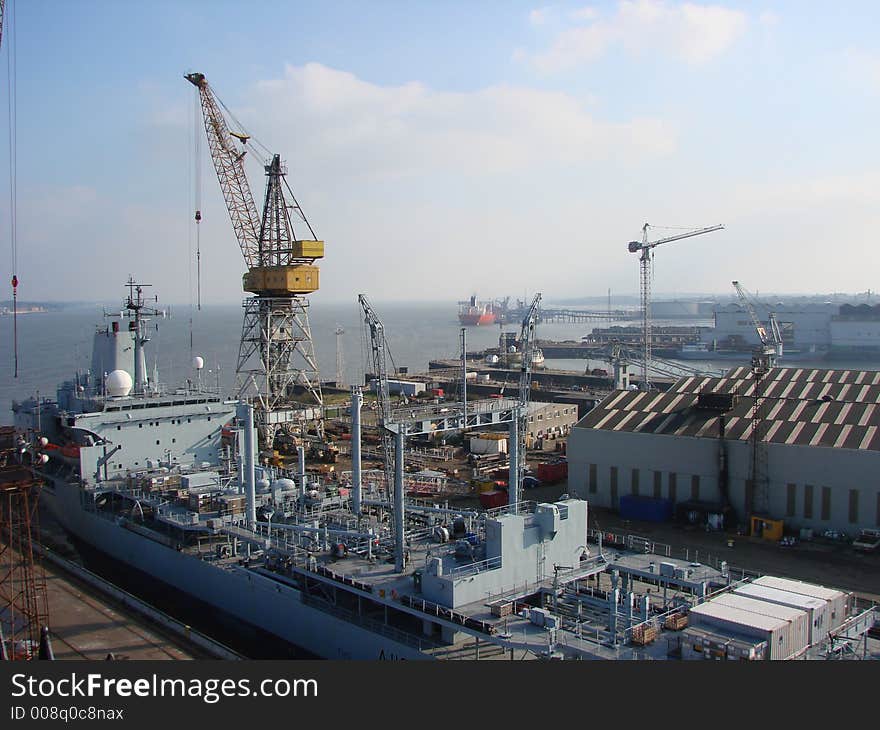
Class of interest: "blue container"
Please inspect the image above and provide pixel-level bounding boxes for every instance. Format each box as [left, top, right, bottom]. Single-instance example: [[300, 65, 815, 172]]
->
[[618, 495, 673, 523]]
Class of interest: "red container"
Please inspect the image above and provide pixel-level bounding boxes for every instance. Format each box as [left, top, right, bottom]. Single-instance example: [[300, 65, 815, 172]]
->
[[479, 490, 508, 509], [430, 388, 444, 397], [537, 461, 568, 484]]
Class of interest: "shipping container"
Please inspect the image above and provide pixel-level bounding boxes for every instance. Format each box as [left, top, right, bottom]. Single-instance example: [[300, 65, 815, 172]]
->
[[733, 583, 827, 646], [536, 461, 568, 484], [753, 576, 849, 632], [687, 601, 797, 660], [711, 593, 809, 657], [618, 495, 674, 523], [479, 490, 508, 509], [681, 627, 735, 661]]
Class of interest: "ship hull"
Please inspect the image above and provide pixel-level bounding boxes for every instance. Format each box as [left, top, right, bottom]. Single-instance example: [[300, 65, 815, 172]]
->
[[40, 480, 431, 661], [459, 313, 495, 326]]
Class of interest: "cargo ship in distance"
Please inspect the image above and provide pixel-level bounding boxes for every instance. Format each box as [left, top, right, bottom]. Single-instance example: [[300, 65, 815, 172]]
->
[[458, 294, 496, 326]]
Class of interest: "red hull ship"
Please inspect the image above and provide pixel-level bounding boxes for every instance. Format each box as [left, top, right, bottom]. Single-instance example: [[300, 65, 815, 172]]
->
[[458, 294, 496, 326]]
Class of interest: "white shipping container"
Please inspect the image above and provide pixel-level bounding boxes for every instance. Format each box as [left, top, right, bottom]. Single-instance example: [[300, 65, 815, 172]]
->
[[688, 601, 795, 660], [711, 593, 809, 658], [469, 437, 508, 455], [753, 576, 849, 632], [733, 583, 827, 646]]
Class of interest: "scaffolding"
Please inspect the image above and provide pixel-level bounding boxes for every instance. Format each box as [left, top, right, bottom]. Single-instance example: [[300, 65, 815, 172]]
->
[[0, 428, 49, 660]]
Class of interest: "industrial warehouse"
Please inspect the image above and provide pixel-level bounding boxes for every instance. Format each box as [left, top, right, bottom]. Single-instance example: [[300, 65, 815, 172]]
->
[[568, 366, 880, 536]]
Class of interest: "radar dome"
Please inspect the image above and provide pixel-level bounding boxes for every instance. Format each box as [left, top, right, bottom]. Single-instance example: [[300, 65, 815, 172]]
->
[[106, 369, 133, 397], [192, 356, 205, 370]]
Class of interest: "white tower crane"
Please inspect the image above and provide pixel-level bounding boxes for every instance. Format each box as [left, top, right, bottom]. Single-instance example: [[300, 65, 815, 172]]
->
[[628, 223, 724, 389]]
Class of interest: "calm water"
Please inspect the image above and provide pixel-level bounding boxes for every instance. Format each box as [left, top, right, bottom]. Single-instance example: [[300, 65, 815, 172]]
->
[[0, 301, 599, 421], [2, 304, 877, 422]]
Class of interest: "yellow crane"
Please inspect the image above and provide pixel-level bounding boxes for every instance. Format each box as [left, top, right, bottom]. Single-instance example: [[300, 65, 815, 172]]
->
[[186, 72, 325, 447]]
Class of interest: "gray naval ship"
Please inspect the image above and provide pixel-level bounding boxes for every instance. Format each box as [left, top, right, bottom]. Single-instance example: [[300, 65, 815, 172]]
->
[[11, 281, 611, 660]]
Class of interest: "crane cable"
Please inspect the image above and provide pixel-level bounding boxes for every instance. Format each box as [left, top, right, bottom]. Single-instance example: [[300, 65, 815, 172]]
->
[[5, 0, 18, 377]]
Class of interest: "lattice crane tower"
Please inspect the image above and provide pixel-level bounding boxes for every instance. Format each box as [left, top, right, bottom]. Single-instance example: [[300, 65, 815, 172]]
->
[[186, 72, 324, 448]]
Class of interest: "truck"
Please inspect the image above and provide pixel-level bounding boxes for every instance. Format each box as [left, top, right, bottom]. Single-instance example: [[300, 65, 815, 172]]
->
[[852, 528, 880, 552]]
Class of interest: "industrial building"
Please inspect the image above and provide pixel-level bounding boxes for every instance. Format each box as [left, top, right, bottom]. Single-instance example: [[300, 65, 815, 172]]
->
[[568, 366, 880, 535], [526, 401, 579, 444], [704, 300, 880, 356]]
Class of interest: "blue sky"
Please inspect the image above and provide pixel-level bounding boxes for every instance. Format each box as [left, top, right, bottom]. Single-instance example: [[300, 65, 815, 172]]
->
[[2, 1, 880, 304]]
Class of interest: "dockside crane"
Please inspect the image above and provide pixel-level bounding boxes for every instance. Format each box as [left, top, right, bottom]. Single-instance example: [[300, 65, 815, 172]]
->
[[509, 293, 541, 507], [358, 295, 395, 498], [627, 223, 724, 389], [732, 280, 783, 366], [186, 72, 325, 449], [732, 280, 782, 521]]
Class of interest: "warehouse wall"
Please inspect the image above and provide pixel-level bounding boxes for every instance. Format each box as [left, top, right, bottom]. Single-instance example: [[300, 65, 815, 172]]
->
[[569, 423, 880, 534]]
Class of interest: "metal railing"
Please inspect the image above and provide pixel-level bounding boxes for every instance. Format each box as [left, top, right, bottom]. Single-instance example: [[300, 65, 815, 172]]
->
[[450, 555, 502, 578]]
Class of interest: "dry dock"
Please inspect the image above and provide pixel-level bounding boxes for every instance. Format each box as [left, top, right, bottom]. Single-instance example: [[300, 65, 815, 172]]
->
[[23, 544, 241, 660]]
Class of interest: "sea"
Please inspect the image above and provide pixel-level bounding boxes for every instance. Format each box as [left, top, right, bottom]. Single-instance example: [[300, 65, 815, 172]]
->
[[1, 302, 878, 423]]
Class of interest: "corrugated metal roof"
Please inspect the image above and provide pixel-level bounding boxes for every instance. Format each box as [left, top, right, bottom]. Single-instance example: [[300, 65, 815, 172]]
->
[[575, 366, 880, 451]]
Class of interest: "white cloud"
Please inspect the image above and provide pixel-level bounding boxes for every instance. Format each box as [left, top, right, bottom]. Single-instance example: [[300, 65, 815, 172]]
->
[[529, 7, 553, 26], [526, 0, 748, 72], [248, 62, 676, 179]]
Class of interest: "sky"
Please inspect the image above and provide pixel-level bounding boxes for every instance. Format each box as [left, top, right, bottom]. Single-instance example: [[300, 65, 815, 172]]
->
[[1, 0, 880, 305]]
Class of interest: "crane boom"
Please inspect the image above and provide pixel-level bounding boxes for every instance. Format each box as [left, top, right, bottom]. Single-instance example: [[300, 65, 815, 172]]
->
[[185, 72, 262, 270], [627, 224, 724, 253], [358, 294, 395, 496], [732, 280, 783, 362], [510, 293, 541, 507]]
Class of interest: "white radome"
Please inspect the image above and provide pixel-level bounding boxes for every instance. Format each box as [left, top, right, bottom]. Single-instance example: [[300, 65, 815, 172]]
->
[[106, 369, 133, 397], [192, 356, 205, 370]]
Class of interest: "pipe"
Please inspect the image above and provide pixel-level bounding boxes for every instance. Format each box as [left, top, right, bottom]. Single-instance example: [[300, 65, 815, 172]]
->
[[508, 406, 519, 508], [297, 445, 306, 499], [254, 521, 378, 541], [237, 403, 257, 527], [461, 328, 467, 424], [393, 428, 405, 572], [351, 386, 363, 516], [361, 499, 478, 518]]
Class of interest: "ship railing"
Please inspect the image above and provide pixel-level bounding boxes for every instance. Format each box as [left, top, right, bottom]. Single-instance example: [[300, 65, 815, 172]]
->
[[300, 593, 442, 652], [483, 500, 537, 519], [450, 554, 502, 578]]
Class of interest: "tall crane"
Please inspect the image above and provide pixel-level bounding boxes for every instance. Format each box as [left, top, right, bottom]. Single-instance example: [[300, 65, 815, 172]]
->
[[627, 223, 724, 389], [509, 293, 541, 507], [732, 280, 782, 520], [186, 72, 324, 449], [732, 280, 783, 366], [358, 294, 395, 498]]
